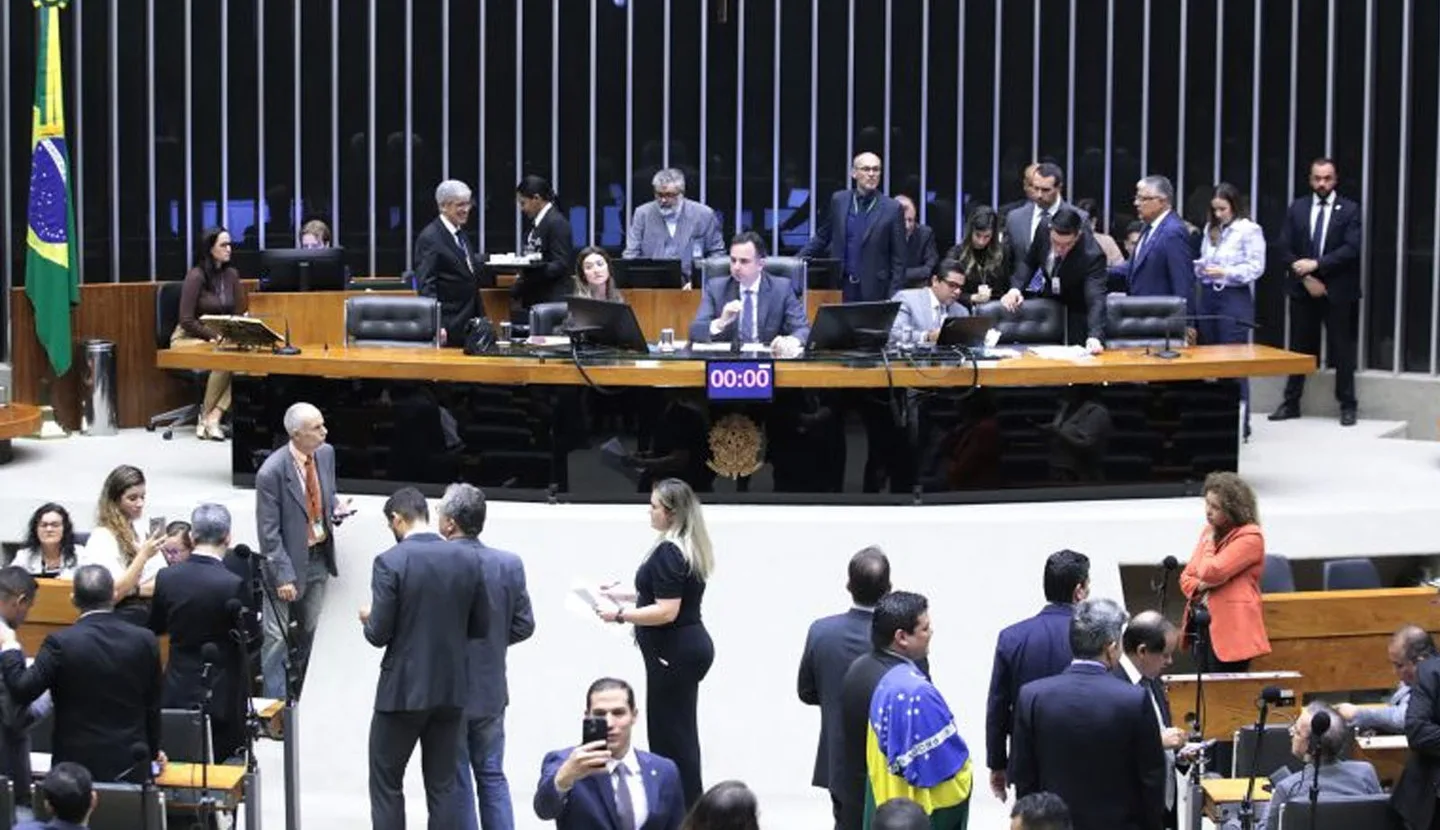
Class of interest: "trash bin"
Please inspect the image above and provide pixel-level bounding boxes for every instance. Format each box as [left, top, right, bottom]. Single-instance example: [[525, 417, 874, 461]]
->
[[80, 339, 118, 436]]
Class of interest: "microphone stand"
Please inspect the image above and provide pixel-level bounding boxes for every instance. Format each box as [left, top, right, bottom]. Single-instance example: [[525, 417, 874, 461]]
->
[[1307, 732, 1325, 830], [231, 609, 264, 830], [257, 563, 305, 830], [1238, 696, 1272, 830], [195, 657, 217, 830], [138, 749, 155, 830]]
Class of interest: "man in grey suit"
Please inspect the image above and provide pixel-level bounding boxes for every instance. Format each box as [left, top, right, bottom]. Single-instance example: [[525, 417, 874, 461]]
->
[[1337, 625, 1433, 735], [255, 401, 347, 699], [1004, 162, 1083, 289], [1243, 702, 1380, 830], [362, 487, 489, 830], [798, 547, 892, 828], [440, 483, 536, 830], [624, 168, 726, 281], [689, 231, 810, 351], [889, 259, 970, 345]]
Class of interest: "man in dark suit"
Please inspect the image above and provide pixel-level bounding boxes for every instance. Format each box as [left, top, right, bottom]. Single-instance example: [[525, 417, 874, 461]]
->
[[1010, 792, 1073, 830], [896, 195, 939, 288], [534, 677, 686, 830], [797, 546, 892, 826], [799, 152, 907, 302], [1012, 598, 1166, 830], [362, 487, 490, 830], [0, 565, 163, 783], [1395, 653, 1440, 830], [1109, 175, 1198, 322], [148, 503, 250, 762], [439, 483, 536, 830], [1003, 162, 1085, 291], [689, 231, 810, 350], [256, 401, 346, 700], [16, 762, 97, 830], [985, 549, 1090, 801], [1000, 206, 1108, 353], [836, 591, 935, 830], [1269, 158, 1364, 426], [1111, 611, 1185, 827], [416, 179, 490, 347], [0, 567, 46, 809], [516, 174, 576, 308]]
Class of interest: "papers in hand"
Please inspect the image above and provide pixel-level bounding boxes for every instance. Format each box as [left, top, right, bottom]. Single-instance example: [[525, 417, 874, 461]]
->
[[566, 581, 632, 638], [572, 583, 620, 615]]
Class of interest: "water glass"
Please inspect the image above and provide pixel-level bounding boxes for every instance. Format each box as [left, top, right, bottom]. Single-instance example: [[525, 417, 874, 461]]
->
[[899, 327, 914, 350], [658, 328, 676, 352], [497, 320, 513, 347]]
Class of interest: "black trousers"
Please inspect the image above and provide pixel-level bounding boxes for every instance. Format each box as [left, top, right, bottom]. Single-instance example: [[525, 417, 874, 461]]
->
[[1283, 291, 1358, 409], [369, 706, 463, 830], [637, 623, 715, 808]]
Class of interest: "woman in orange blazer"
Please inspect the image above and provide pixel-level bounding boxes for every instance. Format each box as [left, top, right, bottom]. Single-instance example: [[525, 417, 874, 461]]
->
[[1180, 471, 1271, 671]]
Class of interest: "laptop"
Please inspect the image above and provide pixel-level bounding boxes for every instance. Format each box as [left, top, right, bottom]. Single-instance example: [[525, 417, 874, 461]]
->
[[936, 315, 996, 348]]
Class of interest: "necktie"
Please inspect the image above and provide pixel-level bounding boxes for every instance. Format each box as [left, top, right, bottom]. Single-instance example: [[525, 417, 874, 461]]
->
[[455, 230, 474, 272], [614, 763, 637, 830], [741, 289, 756, 342], [303, 456, 323, 546], [1311, 199, 1329, 257]]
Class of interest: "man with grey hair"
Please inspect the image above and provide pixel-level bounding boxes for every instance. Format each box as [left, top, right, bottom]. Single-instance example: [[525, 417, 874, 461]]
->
[[1247, 702, 1379, 830], [416, 178, 487, 346], [148, 503, 250, 760], [1109, 174, 1198, 325], [437, 483, 535, 830], [1337, 624, 1436, 735], [1012, 598, 1165, 830], [623, 167, 725, 282], [256, 401, 347, 698]]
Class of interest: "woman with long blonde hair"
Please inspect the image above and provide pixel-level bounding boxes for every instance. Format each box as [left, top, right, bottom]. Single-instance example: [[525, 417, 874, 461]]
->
[[600, 478, 716, 807], [80, 464, 166, 622]]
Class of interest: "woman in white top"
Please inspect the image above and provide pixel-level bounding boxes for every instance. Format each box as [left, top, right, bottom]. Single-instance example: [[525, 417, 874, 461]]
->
[[1195, 182, 1266, 437], [16, 502, 84, 579], [79, 464, 166, 623]]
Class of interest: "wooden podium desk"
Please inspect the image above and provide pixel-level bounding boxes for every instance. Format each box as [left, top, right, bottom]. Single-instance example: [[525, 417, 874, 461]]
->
[[1201, 778, 1272, 822], [23, 578, 169, 661], [1163, 671, 1304, 742]]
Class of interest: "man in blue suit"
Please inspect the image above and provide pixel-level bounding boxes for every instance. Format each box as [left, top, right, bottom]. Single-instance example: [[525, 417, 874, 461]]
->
[[1109, 175, 1197, 326], [362, 487, 490, 830], [798, 546, 893, 827], [440, 483, 536, 830], [1012, 598, 1166, 830], [985, 549, 1091, 801], [688, 231, 810, 351], [799, 152, 907, 302], [535, 677, 686, 830]]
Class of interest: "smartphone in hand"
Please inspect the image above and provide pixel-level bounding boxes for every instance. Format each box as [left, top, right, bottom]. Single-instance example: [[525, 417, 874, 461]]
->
[[582, 716, 608, 746], [148, 516, 167, 537]]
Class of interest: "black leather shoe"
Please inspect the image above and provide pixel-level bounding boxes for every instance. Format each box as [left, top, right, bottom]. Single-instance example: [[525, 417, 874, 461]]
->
[[1268, 404, 1301, 421], [1340, 408, 1357, 427]]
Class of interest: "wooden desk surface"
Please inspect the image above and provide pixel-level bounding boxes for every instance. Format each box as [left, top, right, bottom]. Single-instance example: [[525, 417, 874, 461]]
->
[[1162, 672, 1304, 742], [156, 762, 246, 794], [158, 342, 1313, 389], [1202, 778, 1273, 818], [0, 404, 42, 440]]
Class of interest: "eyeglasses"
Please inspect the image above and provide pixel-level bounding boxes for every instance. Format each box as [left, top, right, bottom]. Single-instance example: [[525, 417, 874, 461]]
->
[[654, 190, 683, 199], [36, 521, 64, 530], [1135, 194, 1162, 202], [941, 279, 966, 291], [854, 165, 882, 174]]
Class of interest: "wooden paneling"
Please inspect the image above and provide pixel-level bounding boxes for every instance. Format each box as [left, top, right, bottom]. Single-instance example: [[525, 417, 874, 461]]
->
[[1162, 672, 1303, 742], [0, 404, 42, 439], [1262, 588, 1439, 639], [21, 579, 168, 662], [1252, 636, 1400, 692]]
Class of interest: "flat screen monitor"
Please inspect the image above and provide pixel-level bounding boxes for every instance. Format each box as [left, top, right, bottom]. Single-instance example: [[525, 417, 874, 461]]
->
[[805, 301, 901, 354], [613, 258, 686, 289], [565, 296, 651, 353], [258, 247, 348, 292], [936, 315, 996, 348]]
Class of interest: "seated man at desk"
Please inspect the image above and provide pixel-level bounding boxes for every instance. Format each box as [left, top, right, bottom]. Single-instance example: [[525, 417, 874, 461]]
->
[[889, 258, 970, 345], [623, 168, 725, 280], [1337, 624, 1433, 735], [689, 230, 809, 354]]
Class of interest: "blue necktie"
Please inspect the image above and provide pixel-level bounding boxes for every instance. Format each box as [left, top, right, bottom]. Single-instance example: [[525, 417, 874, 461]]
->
[[454, 230, 473, 271], [741, 290, 756, 342], [614, 763, 637, 830], [1310, 199, 1328, 257]]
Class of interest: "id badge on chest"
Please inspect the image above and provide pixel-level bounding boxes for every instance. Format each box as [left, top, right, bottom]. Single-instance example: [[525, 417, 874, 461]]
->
[[310, 518, 327, 544]]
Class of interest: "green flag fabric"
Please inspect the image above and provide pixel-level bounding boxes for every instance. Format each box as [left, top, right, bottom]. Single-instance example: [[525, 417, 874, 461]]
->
[[25, 0, 80, 376]]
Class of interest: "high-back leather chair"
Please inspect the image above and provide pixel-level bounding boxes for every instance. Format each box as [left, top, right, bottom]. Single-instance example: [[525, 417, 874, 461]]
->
[[1276, 795, 1393, 830], [973, 298, 1064, 344], [344, 296, 441, 347], [528, 302, 570, 337], [696, 255, 806, 299], [1104, 295, 1187, 349]]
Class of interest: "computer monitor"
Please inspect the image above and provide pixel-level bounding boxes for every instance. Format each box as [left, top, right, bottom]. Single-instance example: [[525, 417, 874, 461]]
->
[[804, 301, 901, 353], [258, 247, 348, 292], [936, 315, 996, 348], [612, 258, 686, 289], [565, 296, 651, 353]]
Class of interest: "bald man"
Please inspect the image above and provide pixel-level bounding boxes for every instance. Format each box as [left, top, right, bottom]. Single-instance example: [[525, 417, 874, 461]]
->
[[1112, 610, 1185, 825], [800, 152, 908, 302], [1337, 624, 1435, 735]]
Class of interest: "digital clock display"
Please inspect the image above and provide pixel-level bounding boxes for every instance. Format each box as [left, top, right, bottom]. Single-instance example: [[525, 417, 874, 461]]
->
[[705, 360, 774, 402]]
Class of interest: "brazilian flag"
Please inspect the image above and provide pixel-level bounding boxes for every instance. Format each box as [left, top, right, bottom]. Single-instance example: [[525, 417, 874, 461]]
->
[[25, 0, 80, 376], [864, 664, 972, 829]]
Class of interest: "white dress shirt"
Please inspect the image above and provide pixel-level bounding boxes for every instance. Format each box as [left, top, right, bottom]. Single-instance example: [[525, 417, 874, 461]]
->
[[710, 282, 760, 339], [607, 746, 649, 828], [78, 522, 167, 588], [1120, 653, 1176, 809]]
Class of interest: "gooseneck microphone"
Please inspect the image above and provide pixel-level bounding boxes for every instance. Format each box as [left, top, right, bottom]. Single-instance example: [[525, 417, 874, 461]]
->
[[129, 740, 154, 830], [1307, 709, 1332, 830], [1154, 555, 1180, 610]]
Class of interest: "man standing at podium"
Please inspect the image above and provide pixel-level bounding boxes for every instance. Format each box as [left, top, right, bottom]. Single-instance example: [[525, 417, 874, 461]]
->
[[624, 168, 725, 282], [800, 152, 907, 303]]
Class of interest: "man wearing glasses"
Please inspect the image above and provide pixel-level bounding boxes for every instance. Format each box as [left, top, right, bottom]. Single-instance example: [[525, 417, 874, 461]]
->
[[415, 179, 486, 347], [623, 168, 725, 282], [889, 259, 971, 345], [800, 152, 907, 303], [1110, 176, 1198, 333]]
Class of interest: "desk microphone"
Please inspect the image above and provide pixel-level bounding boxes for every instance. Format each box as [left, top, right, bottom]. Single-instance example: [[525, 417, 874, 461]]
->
[[120, 741, 154, 830], [1147, 313, 1262, 360]]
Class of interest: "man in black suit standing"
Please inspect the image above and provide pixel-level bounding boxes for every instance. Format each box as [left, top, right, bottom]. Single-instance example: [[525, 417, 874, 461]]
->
[[1269, 158, 1365, 426], [438, 482, 536, 830], [416, 179, 489, 347], [1395, 652, 1440, 830], [1012, 597, 1165, 830], [800, 152, 907, 302], [362, 487, 490, 830], [896, 195, 939, 288], [148, 503, 250, 762], [797, 546, 892, 827], [1000, 206, 1108, 354], [1110, 611, 1186, 827], [516, 175, 575, 310], [0, 565, 163, 783], [0, 567, 46, 810]]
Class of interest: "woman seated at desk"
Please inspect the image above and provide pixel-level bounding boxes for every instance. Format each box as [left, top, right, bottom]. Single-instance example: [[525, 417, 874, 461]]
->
[[299, 218, 332, 249], [572, 246, 625, 303], [17, 502, 84, 579], [170, 226, 247, 441]]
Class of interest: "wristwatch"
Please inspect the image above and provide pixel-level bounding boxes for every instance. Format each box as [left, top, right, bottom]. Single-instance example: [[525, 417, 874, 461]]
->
[[616, 607, 626, 624]]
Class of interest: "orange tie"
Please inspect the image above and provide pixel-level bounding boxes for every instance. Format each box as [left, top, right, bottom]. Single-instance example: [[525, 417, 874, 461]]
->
[[304, 455, 323, 546]]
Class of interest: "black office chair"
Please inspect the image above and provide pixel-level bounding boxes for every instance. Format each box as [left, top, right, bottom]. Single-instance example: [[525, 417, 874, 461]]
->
[[1230, 723, 1296, 779], [528, 302, 570, 337], [1262, 554, 1297, 593], [763, 256, 809, 300], [160, 707, 213, 763], [1103, 295, 1187, 349], [974, 298, 1064, 344], [147, 280, 206, 440], [344, 296, 442, 347], [1323, 558, 1382, 590], [697, 255, 731, 281], [1275, 794, 1392, 829], [32, 781, 166, 830]]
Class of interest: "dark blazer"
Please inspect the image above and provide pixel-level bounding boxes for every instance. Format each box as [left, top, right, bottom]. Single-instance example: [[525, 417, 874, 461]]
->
[[0, 611, 162, 781], [255, 442, 337, 592], [1275, 193, 1363, 302], [985, 603, 1075, 774], [688, 275, 811, 344], [800, 191, 907, 302], [798, 607, 873, 789], [1012, 662, 1166, 830], [1395, 656, 1440, 830], [453, 536, 535, 719], [415, 216, 487, 342], [1018, 232, 1109, 342], [520, 205, 576, 305], [363, 532, 489, 712], [534, 747, 686, 830], [1110, 211, 1197, 315], [837, 650, 914, 830], [1005, 200, 1087, 289], [903, 224, 940, 288]]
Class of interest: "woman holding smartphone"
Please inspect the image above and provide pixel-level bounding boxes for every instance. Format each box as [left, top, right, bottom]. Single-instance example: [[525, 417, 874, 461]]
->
[[79, 464, 167, 624], [600, 478, 716, 807]]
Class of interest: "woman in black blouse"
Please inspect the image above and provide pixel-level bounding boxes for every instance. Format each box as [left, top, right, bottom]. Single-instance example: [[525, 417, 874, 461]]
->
[[601, 478, 716, 807]]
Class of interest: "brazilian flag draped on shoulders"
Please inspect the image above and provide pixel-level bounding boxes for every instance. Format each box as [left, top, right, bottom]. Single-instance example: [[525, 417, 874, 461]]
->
[[864, 663, 973, 829], [26, 0, 81, 376]]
